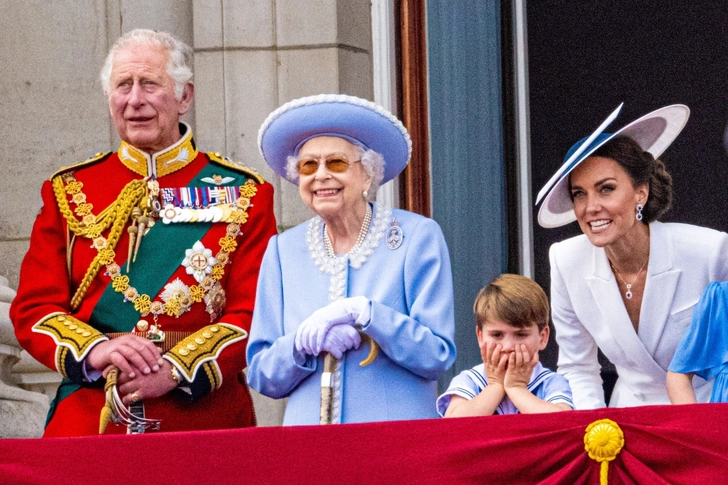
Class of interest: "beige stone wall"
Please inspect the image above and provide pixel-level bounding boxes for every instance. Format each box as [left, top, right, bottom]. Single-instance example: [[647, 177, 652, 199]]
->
[[193, 0, 373, 228], [0, 0, 374, 434]]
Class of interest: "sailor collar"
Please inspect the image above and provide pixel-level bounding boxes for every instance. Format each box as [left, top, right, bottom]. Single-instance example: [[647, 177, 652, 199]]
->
[[118, 122, 199, 178]]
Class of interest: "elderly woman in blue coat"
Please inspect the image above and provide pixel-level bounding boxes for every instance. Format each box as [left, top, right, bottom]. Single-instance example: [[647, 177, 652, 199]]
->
[[247, 94, 456, 425]]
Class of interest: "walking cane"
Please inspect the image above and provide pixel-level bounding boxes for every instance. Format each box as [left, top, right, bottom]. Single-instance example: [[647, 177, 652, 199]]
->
[[319, 333, 379, 425], [319, 353, 337, 425]]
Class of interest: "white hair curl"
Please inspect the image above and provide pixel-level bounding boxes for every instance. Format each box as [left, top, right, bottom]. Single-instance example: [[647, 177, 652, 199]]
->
[[100, 29, 193, 99]]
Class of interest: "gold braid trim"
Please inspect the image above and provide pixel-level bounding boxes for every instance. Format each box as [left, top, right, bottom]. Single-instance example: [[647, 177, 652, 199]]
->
[[202, 361, 222, 390], [207, 152, 266, 184], [163, 323, 247, 383], [52, 177, 148, 310], [32, 313, 108, 369], [57, 347, 69, 378], [52, 176, 147, 238], [50, 152, 110, 180], [53, 176, 109, 237]]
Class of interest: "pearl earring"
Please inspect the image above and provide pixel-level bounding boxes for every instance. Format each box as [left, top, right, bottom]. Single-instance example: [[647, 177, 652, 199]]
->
[[363, 190, 369, 199]]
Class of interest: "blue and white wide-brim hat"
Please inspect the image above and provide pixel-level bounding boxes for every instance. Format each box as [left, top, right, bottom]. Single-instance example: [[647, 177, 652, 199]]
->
[[536, 103, 690, 228], [258, 94, 412, 184]]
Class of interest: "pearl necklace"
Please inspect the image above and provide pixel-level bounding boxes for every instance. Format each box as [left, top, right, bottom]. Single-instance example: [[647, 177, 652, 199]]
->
[[323, 203, 372, 258], [307, 203, 390, 303]]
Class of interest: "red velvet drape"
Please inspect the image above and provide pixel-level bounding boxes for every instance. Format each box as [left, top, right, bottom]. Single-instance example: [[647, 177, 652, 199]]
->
[[1, 403, 726, 484]]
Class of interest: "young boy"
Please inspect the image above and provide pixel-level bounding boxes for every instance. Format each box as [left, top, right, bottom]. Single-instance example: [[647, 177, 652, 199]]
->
[[437, 274, 573, 416]]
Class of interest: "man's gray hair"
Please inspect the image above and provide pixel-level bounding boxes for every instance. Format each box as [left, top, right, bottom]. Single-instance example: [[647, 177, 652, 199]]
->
[[100, 29, 193, 99], [285, 144, 386, 202]]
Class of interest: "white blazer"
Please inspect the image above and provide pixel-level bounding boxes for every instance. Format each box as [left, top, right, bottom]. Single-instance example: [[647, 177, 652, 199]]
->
[[550, 221, 728, 409]]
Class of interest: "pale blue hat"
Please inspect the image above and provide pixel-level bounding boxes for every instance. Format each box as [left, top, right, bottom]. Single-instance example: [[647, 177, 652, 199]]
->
[[258, 94, 412, 184], [536, 103, 690, 228]]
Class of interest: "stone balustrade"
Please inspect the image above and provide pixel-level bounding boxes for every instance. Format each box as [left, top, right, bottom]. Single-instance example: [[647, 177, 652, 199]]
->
[[0, 276, 60, 438]]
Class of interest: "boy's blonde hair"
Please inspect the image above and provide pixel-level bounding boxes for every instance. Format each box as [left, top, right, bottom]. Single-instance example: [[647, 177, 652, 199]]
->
[[473, 274, 549, 331]]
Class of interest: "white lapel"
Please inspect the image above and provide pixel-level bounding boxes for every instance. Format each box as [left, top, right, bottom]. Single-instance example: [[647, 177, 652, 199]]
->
[[584, 233, 668, 377], [638, 221, 681, 357], [585, 246, 645, 359]]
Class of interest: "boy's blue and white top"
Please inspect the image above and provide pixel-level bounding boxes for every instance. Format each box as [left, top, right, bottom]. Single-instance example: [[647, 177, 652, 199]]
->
[[436, 362, 574, 416], [669, 281, 728, 403]]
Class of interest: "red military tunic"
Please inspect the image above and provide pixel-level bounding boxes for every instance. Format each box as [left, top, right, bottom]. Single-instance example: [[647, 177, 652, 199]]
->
[[10, 124, 277, 436]]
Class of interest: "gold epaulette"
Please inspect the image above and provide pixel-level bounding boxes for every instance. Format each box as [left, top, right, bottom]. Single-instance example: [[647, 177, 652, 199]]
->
[[50, 152, 112, 180], [163, 323, 247, 384], [32, 313, 108, 376], [207, 152, 266, 184]]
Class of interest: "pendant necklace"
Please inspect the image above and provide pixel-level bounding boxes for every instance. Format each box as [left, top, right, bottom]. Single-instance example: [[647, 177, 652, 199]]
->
[[609, 257, 648, 300]]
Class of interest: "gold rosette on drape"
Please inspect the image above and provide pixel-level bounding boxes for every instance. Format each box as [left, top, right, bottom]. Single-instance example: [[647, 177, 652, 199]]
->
[[584, 418, 625, 485]]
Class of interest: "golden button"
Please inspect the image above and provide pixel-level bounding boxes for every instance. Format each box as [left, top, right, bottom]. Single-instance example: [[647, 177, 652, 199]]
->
[[195, 337, 205, 345], [202, 330, 213, 339], [82, 331, 91, 337], [69, 324, 78, 330], [136, 320, 149, 332], [62, 320, 71, 326], [76, 328, 84, 334], [210, 326, 219, 333], [186, 343, 197, 351], [179, 348, 189, 356], [57, 316, 66, 322]]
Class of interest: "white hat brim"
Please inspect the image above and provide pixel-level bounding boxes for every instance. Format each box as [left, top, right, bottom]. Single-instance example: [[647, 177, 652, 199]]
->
[[536, 104, 690, 228]]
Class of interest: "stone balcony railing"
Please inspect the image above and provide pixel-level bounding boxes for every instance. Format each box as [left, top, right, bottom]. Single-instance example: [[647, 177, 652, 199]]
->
[[0, 276, 61, 438]]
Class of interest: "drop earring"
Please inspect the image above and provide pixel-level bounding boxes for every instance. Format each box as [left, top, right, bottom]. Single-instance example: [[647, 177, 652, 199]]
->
[[636, 203, 644, 221]]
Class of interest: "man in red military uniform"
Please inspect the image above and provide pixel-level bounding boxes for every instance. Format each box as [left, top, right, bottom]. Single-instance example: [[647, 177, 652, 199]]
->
[[10, 29, 277, 436]]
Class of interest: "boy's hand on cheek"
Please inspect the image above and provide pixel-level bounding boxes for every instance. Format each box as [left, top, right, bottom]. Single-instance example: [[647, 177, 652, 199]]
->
[[483, 342, 508, 387], [504, 344, 538, 390]]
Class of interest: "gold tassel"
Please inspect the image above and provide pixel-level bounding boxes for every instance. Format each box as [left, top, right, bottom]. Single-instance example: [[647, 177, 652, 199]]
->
[[132, 214, 151, 262], [126, 209, 140, 272]]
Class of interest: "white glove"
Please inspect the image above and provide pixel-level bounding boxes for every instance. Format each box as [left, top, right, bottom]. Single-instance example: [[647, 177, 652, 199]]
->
[[295, 302, 355, 356], [320, 324, 362, 359], [294, 297, 372, 356], [333, 296, 372, 327]]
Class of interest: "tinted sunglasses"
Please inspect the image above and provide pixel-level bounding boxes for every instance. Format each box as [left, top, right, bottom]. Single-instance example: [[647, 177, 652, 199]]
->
[[296, 156, 361, 176]]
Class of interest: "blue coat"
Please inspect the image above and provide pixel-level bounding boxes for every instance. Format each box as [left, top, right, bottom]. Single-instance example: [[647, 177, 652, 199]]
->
[[247, 204, 456, 424]]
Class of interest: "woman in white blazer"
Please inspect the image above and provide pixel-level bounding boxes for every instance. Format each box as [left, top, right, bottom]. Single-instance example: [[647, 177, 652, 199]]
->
[[536, 104, 728, 409]]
